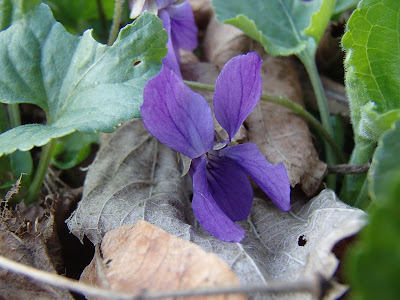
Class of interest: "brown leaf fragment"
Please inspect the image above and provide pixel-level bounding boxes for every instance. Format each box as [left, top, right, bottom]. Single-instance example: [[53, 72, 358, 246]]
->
[[189, 0, 213, 29], [245, 50, 327, 196], [0, 205, 74, 300], [203, 17, 252, 70], [81, 221, 246, 300]]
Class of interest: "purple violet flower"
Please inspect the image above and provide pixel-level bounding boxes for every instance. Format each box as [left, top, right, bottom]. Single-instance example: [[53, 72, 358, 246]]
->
[[141, 52, 291, 242], [129, 0, 198, 76]]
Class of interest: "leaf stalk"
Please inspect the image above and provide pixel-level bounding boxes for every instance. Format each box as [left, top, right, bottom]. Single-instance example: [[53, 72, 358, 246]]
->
[[25, 138, 58, 204], [108, 0, 125, 46]]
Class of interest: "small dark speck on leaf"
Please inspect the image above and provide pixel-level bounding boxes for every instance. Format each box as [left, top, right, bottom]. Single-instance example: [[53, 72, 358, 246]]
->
[[133, 60, 141, 66], [298, 235, 307, 246]]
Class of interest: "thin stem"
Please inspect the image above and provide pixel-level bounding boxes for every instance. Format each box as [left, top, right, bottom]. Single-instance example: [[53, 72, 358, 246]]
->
[[108, 0, 125, 46], [297, 51, 337, 188], [96, 0, 108, 42], [0, 254, 320, 300], [25, 138, 57, 204], [7, 103, 22, 128], [327, 163, 370, 174], [183, 80, 345, 163]]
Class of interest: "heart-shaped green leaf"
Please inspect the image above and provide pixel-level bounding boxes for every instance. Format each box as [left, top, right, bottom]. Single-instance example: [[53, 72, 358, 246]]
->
[[0, 3, 167, 156], [340, 0, 400, 204], [342, 0, 400, 143], [212, 0, 335, 56]]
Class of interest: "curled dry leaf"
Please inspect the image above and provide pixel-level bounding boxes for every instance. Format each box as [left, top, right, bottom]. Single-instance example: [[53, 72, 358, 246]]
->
[[68, 119, 365, 299], [202, 18, 327, 195], [246, 50, 328, 196], [203, 17, 252, 70], [81, 220, 245, 300], [0, 204, 73, 300], [189, 0, 213, 29]]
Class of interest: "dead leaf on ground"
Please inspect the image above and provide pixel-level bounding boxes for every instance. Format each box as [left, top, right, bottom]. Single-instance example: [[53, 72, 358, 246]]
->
[[81, 220, 245, 300], [189, 0, 213, 29], [0, 202, 74, 300], [246, 50, 328, 196], [203, 17, 252, 70], [68, 119, 365, 299], [202, 18, 327, 196], [67, 119, 192, 245]]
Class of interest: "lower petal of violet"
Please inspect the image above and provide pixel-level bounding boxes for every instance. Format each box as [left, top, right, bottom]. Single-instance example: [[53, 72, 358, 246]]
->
[[222, 143, 291, 211], [207, 150, 253, 221], [191, 156, 246, 242]]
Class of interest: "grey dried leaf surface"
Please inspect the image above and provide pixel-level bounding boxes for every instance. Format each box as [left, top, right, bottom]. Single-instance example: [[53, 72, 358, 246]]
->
[[202, 19, 327, 195], [0, 205, 74, 300], [68, 119, 365, 299], [67, 119, 192, 244]]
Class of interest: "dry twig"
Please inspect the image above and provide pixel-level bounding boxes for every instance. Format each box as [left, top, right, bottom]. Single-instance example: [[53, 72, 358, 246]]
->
[[0, 254, 320, 299]]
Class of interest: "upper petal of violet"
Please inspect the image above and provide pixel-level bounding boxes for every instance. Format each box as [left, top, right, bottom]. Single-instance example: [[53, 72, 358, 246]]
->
[[164, 1, 198, 51], [141, 66, 214, 158], [213, 52, 262, 141], [158, 10, 181, 76], [222, 143, 291, 211], [191, 156, 246, 242]]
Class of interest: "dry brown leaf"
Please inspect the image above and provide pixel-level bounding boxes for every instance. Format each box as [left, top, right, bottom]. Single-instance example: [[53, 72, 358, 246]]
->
[[246, 50, 327, 196], [81, 221, 246, 300], [203, 17, 252, 70], [0, 205, 74, 300], [202, 19, 327, 195], [189, 0, 213, 29]]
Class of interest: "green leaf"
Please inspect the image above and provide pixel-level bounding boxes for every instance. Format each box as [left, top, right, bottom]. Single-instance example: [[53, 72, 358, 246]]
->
[[340, 0, 400, 204], [44, 0, 116, 41], [0, 4, 167, 156], [52, 132, 99, 170], [342, 0, 400, 143], [369, 121, 400, 204], [333, 0, 359, 16], [0, 0, 12, 31], [345, 121, 400, 300], [212, 0, 334, 56], [0, 0, 40, 30], [304, 0, 336, 43]]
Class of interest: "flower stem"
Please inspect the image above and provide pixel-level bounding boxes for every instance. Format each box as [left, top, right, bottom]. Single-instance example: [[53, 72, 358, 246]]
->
[[183, 80, 345, 163], [108, 0, 125, 46], [8, 103, 22, 128], [25, 138, 57, 204], [297, 51, 337, 188]]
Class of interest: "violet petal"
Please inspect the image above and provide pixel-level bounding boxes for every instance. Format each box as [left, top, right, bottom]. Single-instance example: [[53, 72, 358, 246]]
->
[[213, 52, 262, 141], [165, 1, 198, 51], [191, 156, 245, 242], [222, 143, 291, 211], [206, 151, 253, 221], [156, 0, 177, 10], [141, 66, 214, 159], [158, 10, 181, 76]]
